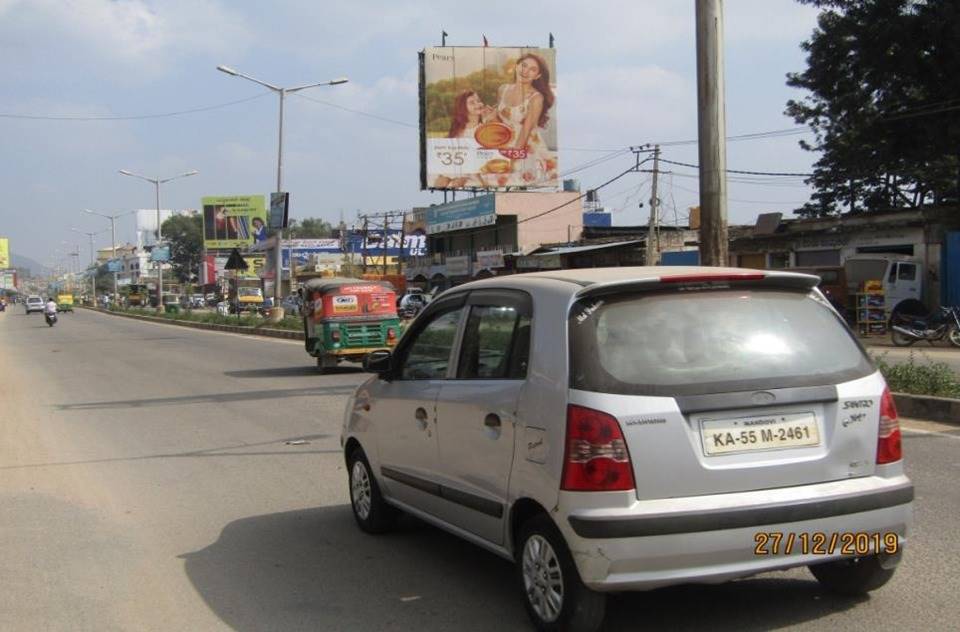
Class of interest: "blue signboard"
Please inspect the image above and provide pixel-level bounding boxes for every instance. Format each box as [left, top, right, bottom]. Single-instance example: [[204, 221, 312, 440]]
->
[[426, 194, 496, 234], [661, 250, 700, 266], [583, 212, 612, 227], [150, 245, 170, 262], [106, 259, 122, 273]]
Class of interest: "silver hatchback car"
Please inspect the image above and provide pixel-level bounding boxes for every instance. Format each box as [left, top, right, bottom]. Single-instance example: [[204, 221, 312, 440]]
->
[[342, 267, 912, 632]]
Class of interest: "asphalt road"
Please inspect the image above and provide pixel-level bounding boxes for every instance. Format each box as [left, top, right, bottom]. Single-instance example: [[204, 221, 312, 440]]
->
[[1, 308, 958, 631]]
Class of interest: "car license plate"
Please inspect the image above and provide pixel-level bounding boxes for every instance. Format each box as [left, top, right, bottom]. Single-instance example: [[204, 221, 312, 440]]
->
[[700, 412, 820, 456]]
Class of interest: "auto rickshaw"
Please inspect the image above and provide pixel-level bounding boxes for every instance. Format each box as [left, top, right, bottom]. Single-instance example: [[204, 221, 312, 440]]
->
[[301, 278, 400, 373], [56, 294, 74, 313]]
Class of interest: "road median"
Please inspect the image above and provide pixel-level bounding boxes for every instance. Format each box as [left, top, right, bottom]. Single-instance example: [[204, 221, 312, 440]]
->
[[79, 306, 305, 341]]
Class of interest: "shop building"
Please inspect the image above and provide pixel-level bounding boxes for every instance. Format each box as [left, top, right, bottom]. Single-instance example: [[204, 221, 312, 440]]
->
[[406, 192, 583, 289], [729, 207, 960, 309]]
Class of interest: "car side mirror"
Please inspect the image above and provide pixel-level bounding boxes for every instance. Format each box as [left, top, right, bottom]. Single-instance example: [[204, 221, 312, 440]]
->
[[364, 349, 393, 378]]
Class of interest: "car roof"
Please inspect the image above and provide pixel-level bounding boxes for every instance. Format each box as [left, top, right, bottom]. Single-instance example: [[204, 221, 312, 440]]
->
[[452, 265, 781, 293]]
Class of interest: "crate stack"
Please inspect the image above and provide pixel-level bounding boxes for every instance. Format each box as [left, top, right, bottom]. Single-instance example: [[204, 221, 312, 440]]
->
[[856, 279, 887, 336]]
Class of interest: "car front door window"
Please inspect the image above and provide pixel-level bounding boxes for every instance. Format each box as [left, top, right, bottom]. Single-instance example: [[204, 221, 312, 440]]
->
[[399, 308, 463, 380]]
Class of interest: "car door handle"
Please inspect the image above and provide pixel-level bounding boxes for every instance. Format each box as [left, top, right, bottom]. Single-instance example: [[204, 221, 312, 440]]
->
[[484, 413, 501, 429], [415, 407, 429, 429]]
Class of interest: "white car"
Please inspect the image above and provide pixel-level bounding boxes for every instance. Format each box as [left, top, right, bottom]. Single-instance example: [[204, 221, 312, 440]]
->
[[24, 295, 44, 314], [342, 267, 912, 631]]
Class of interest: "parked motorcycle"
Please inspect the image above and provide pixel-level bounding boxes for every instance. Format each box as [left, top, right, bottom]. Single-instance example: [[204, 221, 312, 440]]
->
[[45, 312, 58, 327], [890, 305, 960, 347]]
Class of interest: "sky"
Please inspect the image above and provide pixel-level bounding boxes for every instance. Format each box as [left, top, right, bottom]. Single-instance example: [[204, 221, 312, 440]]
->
[[0, 0, 822, 268]]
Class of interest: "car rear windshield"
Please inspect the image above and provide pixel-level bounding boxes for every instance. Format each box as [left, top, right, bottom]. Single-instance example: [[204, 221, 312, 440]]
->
[[569, 288, 872, 397]]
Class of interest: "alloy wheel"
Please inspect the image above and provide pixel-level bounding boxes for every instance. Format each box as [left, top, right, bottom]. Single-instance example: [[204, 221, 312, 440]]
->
[[351, 460, 372, 520], [522, 534, 564, 623]]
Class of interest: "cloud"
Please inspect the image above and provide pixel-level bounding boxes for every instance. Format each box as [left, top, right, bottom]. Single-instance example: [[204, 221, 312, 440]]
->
[[0, 0, 250, 82], [562, 65, 694, 148]]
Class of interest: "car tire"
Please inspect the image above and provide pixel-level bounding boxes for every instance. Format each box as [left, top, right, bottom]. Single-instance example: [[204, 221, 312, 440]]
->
[[809, 555, 896, 596], [347, 447, 397, 534], [516, 515, 606, 632]]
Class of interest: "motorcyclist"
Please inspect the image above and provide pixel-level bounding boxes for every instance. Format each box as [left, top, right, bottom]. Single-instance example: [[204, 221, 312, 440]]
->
[[44, 298, 58, 317]]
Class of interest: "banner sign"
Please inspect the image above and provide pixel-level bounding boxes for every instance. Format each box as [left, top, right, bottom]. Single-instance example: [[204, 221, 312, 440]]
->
[[445, 255, 470, 276], [476, 249, 505, 269], [269, 192, 289, 230], [202, 195, 267, 249], [426, 194, 496, 234], [420, 47, 559, 191], [0, 238, 8, 268], [344, 231, 430, 258], [150, 245, 171, 262]]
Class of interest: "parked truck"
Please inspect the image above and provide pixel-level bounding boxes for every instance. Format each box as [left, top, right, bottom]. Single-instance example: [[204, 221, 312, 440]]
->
[[843, 254, 926, 320]]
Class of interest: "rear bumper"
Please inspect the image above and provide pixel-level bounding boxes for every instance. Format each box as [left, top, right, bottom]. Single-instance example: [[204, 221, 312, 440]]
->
[[560, 475, 913, 592]]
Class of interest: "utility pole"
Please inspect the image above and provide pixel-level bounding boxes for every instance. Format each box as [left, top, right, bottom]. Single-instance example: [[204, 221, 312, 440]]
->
[[696, 0, 729, 266], [382, 214, 389, 276], [361, 217, 369, 274], [647, 145, 661, 265]]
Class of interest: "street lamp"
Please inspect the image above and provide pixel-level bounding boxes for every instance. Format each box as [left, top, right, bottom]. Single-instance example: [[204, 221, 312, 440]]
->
[[118, 169, 198, 311], [82, 208, 136, 306], [70, 227, 109, 304], [216, 64, 348, 318]]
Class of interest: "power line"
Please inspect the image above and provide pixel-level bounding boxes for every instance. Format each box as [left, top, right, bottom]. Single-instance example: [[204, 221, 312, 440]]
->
[[291, 93, 418, 128], [659, 158, 812, 177], [655, 127, 809, 147], [0, 93, 273, 121]]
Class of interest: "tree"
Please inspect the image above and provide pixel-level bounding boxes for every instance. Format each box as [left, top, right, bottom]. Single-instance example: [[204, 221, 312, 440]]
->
[[786, 0, 960, 216], [161, 214, 204, 283], [286, 217, 333, 238]]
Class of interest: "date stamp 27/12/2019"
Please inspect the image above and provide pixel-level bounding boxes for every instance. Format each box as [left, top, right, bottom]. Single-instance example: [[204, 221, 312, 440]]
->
[[754, 531, 900, 556]]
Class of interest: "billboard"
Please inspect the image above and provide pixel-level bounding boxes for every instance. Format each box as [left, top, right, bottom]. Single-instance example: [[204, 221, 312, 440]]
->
[[0, 238, 8, 268], [426, 194, 496, 234], [420, 47, 559, 191], [202, 196, 267, 249]]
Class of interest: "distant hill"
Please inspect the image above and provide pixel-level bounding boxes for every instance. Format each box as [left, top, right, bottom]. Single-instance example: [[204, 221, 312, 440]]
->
[[10, 252, 50, 277]]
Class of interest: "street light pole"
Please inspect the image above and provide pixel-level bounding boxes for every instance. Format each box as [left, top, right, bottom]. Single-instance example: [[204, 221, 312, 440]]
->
[[119, 169, 198, 310], [216, 65, 348, 318], [71, 227, 108, 305], [83, 209, 136, 306]]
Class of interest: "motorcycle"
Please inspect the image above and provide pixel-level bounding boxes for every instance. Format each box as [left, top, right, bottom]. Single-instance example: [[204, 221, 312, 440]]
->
[[890, 305, 960, 347], [45, 311, 58, 327]]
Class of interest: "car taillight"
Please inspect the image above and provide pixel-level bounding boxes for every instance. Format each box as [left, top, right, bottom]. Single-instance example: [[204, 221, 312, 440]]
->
[[331, 329, 341, 343], [561, 405, 635, 492], [387, 327, 396, 341], [877, 387, 902, 464]]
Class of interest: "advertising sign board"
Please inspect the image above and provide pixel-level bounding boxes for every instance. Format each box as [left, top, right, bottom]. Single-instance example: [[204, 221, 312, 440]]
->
[[0, 238, 9, 268], [476, 250, 505, 269], [445, 255, 470, 276], [426, 194, 496, 234], [202, 196, 267, 249], [420, 47, 559, 191], [150, 245, 171, 262], [269, 192, 289, 230]]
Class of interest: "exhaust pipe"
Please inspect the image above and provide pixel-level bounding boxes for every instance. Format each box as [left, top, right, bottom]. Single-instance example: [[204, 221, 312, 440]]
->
[[892, 325, 922, 339]]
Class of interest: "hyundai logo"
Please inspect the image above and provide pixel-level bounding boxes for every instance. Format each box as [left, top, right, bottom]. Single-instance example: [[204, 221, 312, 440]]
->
[[752, 391, 776, 405]]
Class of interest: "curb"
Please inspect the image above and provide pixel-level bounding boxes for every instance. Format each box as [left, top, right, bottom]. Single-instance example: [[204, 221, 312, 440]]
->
[[79, 306, 305, 341], [893, 393, 960, 426]]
